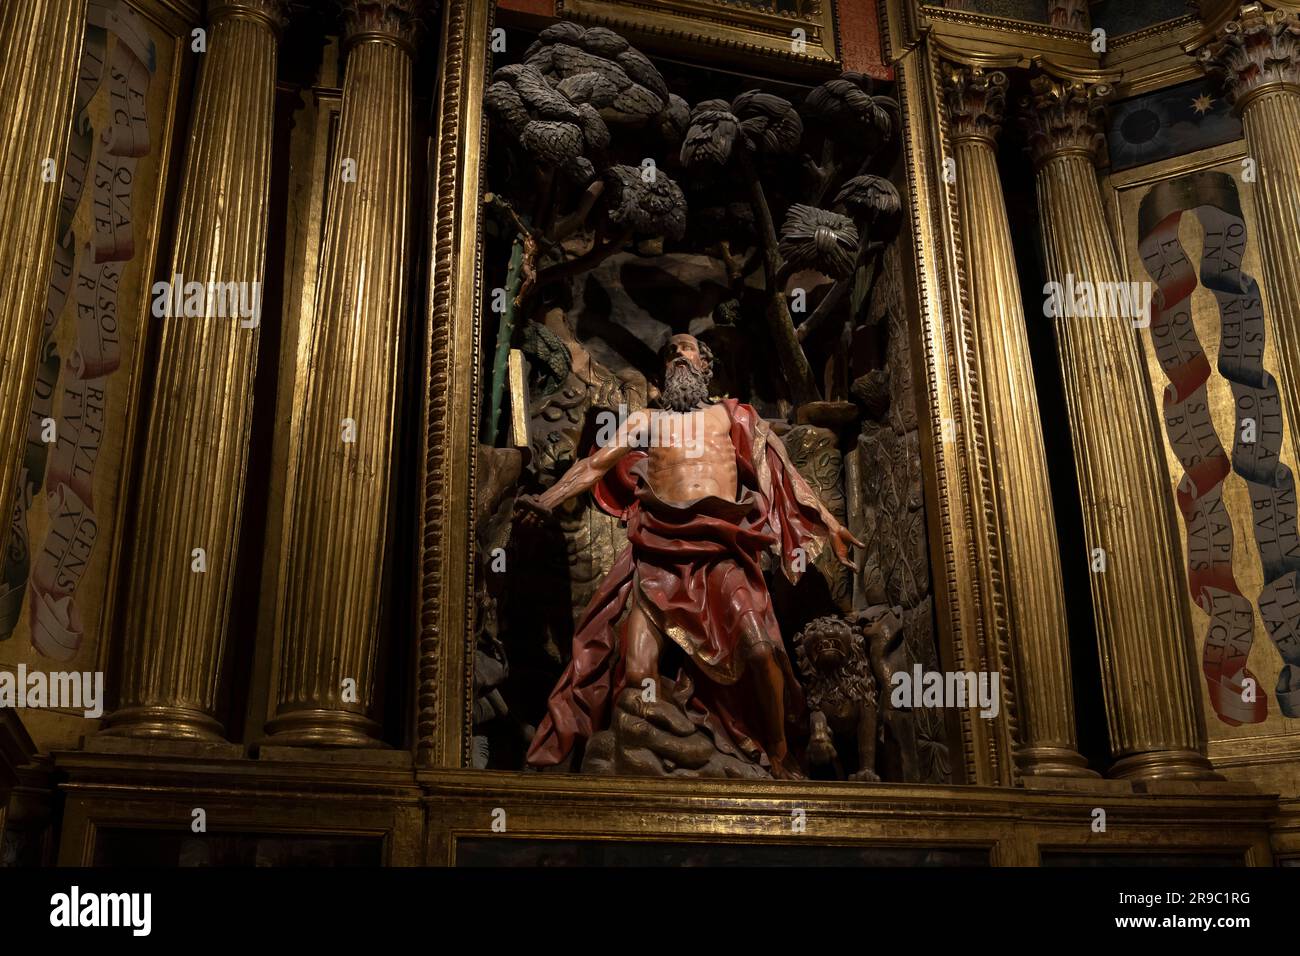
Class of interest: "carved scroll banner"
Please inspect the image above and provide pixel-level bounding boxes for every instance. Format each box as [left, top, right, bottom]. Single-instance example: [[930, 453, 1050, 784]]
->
[[0, 0, 154, 660], [1139, 170, 1300, 721]]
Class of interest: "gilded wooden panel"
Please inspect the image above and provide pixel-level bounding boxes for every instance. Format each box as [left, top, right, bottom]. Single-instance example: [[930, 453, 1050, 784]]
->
[[1109, 141, 1300, 794], [0, 0, 193, 751]]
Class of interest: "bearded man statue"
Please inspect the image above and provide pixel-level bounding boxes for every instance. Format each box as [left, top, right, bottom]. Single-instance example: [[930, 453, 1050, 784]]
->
[[519, 334, 860, 778]]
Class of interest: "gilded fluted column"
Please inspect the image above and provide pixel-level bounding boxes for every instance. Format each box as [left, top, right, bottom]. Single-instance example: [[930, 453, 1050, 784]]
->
[[941, 64, 1093, 777], [101, 0, 286, 739], [0, 0, 86, 561], [1022, 77, 1216, 780], [266, 0, 416, 747], [1199, 5, 1300, 450]]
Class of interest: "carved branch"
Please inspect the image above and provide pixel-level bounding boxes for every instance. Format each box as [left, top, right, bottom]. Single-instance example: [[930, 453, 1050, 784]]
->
[[551, 180, 606, 241], [739, 149, 821, 406], [534, 225, 634, 288]]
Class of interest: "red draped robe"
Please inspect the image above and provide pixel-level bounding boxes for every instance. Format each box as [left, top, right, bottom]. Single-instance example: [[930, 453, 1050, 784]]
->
[[525, 399, 834, 770]]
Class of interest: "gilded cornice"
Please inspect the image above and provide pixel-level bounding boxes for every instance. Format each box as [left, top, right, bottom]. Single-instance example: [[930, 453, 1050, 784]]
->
[[552, 0, 841, 74], [898, 0, 1300, 101], [925, 5, 1085, 42], [1111, 13, 1199, 49], [917, 8, 1097, 77]]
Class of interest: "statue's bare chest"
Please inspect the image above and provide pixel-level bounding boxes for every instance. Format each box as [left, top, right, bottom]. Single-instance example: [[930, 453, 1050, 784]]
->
[[643, 407, 731, 459], [641, 406, 737, 500]]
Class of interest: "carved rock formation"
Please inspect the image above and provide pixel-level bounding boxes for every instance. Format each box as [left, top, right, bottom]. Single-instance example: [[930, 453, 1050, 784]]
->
[[581, 681, 771, 779]]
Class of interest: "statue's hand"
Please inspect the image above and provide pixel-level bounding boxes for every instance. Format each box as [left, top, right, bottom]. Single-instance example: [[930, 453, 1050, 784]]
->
[[515, 494, 554, 521], [829, 522, 864, 572]]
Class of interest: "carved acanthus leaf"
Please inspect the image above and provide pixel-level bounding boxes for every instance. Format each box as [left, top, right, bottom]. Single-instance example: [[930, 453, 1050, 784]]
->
[[1199, 7, 1300, 108], [941, 64, 1009, 145], [1020, 75, 1113, 167]]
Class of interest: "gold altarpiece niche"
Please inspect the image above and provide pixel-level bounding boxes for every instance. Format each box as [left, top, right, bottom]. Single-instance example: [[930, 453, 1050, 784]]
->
[[470, 18, 956, 787]]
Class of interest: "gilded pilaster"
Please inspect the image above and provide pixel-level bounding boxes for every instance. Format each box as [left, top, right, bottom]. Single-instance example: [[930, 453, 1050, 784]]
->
[[941, 63, 1092, 778], [267, 0, 417, 747], [0, 0, 86, 560], [1022, 76, 1216, 780], [1199, 5, 1300, 458], [101, 0, 286, 739]]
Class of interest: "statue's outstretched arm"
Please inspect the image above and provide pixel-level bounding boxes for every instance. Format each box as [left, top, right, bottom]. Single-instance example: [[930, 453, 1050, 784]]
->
[[521, 409, 650, 515]]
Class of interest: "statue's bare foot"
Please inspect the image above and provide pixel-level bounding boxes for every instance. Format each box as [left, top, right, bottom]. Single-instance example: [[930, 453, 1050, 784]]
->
[[770, 760, 805, 781], [767, 747, 805, 781]]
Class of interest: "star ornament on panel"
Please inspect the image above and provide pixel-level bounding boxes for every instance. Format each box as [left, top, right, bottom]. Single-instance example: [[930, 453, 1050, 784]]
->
[[1106, 79, 1242, 172]]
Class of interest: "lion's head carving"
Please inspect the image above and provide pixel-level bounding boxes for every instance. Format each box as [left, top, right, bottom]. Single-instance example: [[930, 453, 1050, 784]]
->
[[794, 615, 877, 711]]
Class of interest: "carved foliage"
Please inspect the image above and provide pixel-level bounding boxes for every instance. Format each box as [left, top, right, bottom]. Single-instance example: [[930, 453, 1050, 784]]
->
[[1021, 76, 1113, 167], [783, 425, 850, 610], [941, 64, 1009, 144]]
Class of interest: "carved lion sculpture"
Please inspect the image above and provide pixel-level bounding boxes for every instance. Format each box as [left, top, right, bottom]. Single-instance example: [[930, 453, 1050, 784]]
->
[[795, 613, 887, 782]]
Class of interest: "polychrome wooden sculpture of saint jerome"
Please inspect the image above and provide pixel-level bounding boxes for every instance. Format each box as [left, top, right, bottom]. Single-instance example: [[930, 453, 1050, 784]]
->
[[518, 333, 862, 779]]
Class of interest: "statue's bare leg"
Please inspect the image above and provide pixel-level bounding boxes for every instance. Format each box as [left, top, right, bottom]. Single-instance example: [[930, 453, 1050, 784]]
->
[[740, 618, 804, 780], [622, 595, 664, 699]]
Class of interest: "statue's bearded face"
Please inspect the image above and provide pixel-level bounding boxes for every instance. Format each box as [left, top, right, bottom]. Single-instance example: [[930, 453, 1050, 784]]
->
[[660, 335, 712, 412]]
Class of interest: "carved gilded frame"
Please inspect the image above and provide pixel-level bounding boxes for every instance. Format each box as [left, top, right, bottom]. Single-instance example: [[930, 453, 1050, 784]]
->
[[416, 0, 1016, 785], [554, 0, 842, 71], [418, 0, 491, 768]]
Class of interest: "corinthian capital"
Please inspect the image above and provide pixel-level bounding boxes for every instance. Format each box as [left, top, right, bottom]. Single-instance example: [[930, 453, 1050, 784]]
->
[[1020, 75, 1113, 167], [1199, 4, 1300, 111], [209, 0, 290, 34], [342, 0, 425, 52], [941, 63, 1009, 145]]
